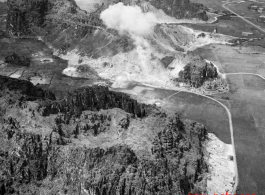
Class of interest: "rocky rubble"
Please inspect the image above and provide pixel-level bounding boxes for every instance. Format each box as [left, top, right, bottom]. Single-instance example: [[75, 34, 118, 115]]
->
[[177, 60, 218, 87], [0, 76, 209, 194]]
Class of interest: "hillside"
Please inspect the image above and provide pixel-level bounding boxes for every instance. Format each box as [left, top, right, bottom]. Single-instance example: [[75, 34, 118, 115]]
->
[[0, 1, 238, 194], [0, 75, 208, 194], [4, 0, 228, 89]]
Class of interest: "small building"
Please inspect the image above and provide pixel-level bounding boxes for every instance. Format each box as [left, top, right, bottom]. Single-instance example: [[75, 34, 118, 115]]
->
[[249, 4, 258, 11], [242, 31, 254, 36], [258, 15, 265, 22]]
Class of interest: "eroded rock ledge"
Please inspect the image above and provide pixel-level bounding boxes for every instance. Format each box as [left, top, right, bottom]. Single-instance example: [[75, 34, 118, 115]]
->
[[0, 76, 208, 194]]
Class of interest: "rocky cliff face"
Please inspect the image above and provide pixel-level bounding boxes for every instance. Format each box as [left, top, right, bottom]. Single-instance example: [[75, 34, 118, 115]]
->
[[177, 60, 218, 87], [6, 0, 49, 35], [39, 86, 152, 118], [0, 75, 208, 194]]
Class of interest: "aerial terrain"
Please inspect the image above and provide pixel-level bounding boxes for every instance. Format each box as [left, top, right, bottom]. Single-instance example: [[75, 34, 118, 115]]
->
[[0, 0, 264, 194]]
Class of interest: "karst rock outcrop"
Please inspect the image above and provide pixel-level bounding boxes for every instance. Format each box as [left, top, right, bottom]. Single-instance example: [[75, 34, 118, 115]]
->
[[0, 75, 208, 194]]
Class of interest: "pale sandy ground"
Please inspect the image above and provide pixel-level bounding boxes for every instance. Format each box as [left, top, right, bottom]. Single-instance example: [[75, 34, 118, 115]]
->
[[9, 69, 24, 79], [204, 133, 235, 195], [30, 76, 51, 86]]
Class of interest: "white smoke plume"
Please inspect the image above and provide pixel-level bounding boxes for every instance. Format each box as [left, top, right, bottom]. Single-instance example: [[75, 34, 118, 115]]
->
[[100, 3, 159, 74], [100, 2, 157, 36]]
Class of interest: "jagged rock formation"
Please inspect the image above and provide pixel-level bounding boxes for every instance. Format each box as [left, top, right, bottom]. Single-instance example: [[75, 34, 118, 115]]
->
[[39, 86, 153, 118], [6, 0, 49, 35], [177, 61, 218, 87], [0, 76, 208, 194]]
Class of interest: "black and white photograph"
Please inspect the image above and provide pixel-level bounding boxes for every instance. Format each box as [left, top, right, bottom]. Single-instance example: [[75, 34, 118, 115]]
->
[[0, 0, 264, 194]]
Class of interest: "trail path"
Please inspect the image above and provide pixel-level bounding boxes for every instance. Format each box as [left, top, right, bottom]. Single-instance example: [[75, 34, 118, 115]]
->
[[165, 72, 265, 193], [167, 89, 238, 194]]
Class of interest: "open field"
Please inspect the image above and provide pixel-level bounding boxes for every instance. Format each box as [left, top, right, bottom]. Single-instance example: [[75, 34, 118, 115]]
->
[[181, 16, 265, 38], [165, 91, 231, 144], [195, 44, 265, 77], [195, 41, 265, 193], [243, 74, 265, 89], [129, 88, 232, 144], [227, 1, 265, 29], [191, 0, 227, 11], [212, 74, 265, 194], [189, 0, 265, 38]]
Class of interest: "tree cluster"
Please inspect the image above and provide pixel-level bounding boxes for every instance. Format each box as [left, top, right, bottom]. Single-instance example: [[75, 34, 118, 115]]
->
[[4, 52, 30, 66]]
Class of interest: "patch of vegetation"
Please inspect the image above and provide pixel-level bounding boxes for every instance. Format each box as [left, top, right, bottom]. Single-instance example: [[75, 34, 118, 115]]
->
[[4, 52, 31, 66]]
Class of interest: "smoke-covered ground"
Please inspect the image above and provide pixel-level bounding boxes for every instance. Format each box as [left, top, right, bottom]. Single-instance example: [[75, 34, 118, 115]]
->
[[61, 2, 232, 89]]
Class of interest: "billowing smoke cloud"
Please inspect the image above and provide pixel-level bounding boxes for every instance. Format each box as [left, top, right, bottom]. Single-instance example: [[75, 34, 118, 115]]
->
[[100, 3, 159, 75], [100, 2, 157, 36]]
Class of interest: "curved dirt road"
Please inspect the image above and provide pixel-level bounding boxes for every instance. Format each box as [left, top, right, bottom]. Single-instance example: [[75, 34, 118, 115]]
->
[[166, 72, 265, 193], [167, 90, 238, 194]]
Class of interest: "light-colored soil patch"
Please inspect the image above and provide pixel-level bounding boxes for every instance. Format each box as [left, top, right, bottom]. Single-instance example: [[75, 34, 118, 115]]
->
[[30, 76, 52, 86], [204, 133, 235, 194], [9, 68, 25, 79]]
